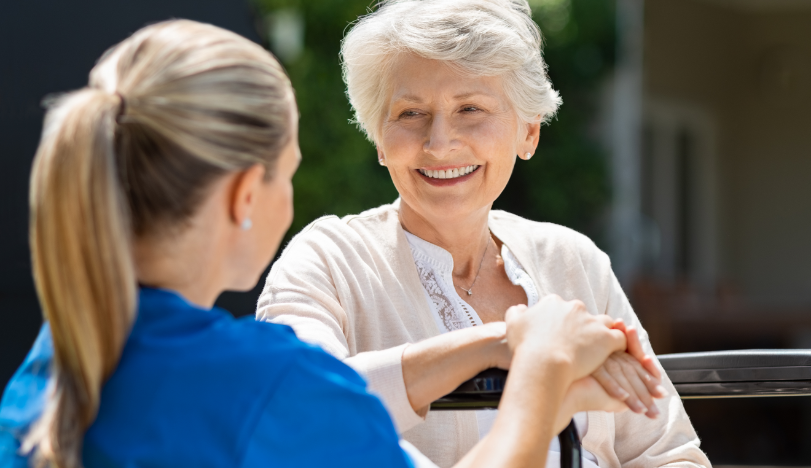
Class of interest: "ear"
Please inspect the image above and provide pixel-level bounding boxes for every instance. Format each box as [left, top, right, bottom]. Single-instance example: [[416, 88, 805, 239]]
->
[[230, 164, 267, 229], [519, 116, 541, 160]]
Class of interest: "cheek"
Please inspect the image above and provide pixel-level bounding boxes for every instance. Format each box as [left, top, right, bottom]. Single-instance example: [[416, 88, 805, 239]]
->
[[381, 126, 423, 163], [380, 128, 423, 189], [280, 183, 294, 228], [255, 182, 294, 257], [270, 182, 294, 235]]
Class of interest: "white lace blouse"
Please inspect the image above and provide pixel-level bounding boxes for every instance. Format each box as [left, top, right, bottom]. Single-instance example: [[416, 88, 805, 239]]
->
[[404, 231, 600, 468]]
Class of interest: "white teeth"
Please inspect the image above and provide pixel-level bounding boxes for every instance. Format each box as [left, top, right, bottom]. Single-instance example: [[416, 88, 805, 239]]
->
[[420, 165, 479, 179]]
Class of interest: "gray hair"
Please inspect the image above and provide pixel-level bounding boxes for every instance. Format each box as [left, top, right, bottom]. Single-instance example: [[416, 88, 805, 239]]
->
[[341, 0, 562, 143]]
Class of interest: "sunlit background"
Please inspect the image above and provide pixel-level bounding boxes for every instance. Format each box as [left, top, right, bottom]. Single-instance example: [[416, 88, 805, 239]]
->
[[2, 0, 811, 465]]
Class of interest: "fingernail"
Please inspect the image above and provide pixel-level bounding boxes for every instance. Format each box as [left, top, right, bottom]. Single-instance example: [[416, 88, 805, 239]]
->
[[617, 388, 630, 400], [632, 401, 645, 413], [655, 385, 669, 397], [647, 405, 660, 417]]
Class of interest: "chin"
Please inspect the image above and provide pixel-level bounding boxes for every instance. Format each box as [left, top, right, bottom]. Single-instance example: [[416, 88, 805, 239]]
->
[[422, 195, 482, 217], [230, 270, 266, 292], [228, 282, 258, 293]]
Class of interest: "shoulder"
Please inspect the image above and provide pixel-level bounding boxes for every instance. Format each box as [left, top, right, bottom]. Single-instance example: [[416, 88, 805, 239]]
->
[[490, 210, 607, 264], [282, 203, 396, 251], [241, 341, 412, 468], [286, 203, 397, 244], [86, 318, 354, 466], [268, 203, 399, 277]]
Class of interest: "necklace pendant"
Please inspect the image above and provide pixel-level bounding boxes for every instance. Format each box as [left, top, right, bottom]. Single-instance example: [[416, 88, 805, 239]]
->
[[466, 289, 473, 296]]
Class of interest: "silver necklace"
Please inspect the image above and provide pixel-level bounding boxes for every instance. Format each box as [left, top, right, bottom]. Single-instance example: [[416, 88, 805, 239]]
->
[[454, 237, 490, 296]]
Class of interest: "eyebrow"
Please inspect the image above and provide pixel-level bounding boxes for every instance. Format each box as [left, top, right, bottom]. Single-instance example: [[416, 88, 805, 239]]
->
[[453, 92, 492, 100], [391, 91, 495, 104], [393, 94, 424, 103]]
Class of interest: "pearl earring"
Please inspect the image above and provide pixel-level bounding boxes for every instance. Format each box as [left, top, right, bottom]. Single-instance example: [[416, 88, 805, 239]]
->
[[378, 157, 386, 166], [241, 218, 253, 231], [525, 152, 533, 160]]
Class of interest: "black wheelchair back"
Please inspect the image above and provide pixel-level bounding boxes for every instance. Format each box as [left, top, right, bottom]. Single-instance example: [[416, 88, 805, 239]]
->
[[432, 350, 811, 467]]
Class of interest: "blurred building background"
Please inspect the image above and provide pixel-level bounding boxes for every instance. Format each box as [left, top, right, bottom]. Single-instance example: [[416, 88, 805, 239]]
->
[[1, 0, 810, 465], [625, 0, 811, 358], [611, 1, 811, 464]]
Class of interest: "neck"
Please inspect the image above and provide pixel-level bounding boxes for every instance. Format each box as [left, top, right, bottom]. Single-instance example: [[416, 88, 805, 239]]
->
[[133, 222, 227, 309], [399, 199, 493, 283]]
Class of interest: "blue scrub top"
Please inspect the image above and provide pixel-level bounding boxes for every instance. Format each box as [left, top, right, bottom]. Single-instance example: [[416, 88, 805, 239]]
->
[[0, 287, 414, 468]]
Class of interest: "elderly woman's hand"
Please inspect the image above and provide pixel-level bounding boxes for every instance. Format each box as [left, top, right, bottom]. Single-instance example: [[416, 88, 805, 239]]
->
[[554, 376, 628, 434], [591, 321, 667, 418]]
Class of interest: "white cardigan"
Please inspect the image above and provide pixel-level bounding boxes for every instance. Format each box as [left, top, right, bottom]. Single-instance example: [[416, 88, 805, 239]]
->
[[257, 202, 711, 468]]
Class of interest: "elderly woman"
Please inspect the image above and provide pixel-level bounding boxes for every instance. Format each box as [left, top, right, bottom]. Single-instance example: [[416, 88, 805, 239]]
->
[[258, 0, 710, 467]]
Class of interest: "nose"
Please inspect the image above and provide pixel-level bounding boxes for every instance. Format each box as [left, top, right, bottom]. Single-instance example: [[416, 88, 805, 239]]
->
[[423, 114, 462, 159]]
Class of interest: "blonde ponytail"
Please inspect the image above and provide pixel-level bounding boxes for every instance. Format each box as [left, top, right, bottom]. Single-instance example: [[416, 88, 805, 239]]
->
[[23, 20, 294, 467], [26, 89, 136, 468]]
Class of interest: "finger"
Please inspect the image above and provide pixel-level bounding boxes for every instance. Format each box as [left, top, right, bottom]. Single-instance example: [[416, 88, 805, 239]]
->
[[539, 294, 563, 307], [590, 316, 628, 356], [604, 358, 646, 414], [622, 354, 667, 398], [567, 299, 587, 313], [640, 355, 662, 381], [606, 328, 627, 354], [625, 327, 662, 380], [504, 304, 528, 322], [592, 366, 631, 401], [624, 327, 645, 360], [617, 355, 659, 418], [611, 319, 627, 333], [563, 376, 628, 414]]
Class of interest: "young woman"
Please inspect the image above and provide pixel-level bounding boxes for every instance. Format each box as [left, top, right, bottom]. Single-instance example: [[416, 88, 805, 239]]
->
[[1, 19, 641, 468]]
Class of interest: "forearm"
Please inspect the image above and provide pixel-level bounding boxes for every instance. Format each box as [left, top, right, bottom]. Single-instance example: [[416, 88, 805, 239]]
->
[[455, 350, 572, 468], [402, 322, 508, 412]]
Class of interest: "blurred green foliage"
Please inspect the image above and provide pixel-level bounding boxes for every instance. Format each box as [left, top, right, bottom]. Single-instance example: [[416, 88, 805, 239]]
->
[[252, 0, 614, 242]]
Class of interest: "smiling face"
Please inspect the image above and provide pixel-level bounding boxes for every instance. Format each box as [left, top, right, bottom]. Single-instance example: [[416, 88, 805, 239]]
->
[[377, 54, 540, 227]]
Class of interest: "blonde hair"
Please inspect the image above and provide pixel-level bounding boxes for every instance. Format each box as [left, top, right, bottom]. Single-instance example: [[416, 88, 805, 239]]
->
[[24, 20, 294, 467], [341, 0, 562, 143]]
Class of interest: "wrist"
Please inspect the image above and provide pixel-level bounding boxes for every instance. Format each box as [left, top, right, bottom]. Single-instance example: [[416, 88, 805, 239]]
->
[[513, 345, 575, 387], [474, 322, 509, 370], [555, 387, 579, 433]]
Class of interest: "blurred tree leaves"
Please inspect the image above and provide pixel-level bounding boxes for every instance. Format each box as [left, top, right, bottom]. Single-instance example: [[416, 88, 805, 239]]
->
[[252, 0, 614, 243]]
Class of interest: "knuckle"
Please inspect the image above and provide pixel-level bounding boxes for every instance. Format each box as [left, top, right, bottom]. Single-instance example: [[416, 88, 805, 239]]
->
[[568, 299, 587, 312], [619, 360, 635, 373]]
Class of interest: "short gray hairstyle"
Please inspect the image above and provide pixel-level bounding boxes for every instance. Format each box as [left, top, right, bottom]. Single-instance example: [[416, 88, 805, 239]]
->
[[341, 0, 562, 143]]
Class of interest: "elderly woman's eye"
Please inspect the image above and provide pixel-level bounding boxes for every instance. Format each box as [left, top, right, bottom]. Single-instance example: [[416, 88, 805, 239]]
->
[[461, 106, 481, 113], [399, 110, 421, 118]]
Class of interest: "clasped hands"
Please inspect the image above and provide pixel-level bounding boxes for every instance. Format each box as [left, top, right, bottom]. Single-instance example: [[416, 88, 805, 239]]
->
[[500, 295, 667, 432]]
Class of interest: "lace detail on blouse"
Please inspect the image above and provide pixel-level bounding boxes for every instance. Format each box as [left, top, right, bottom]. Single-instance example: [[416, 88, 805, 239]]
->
[[412, 259, 475, 331], [403, 231, 535, 335]]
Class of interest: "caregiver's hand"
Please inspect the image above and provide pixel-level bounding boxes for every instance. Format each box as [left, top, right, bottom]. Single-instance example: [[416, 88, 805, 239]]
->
[[592, 321, 667, 419], [504, 295, 626, 380]]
